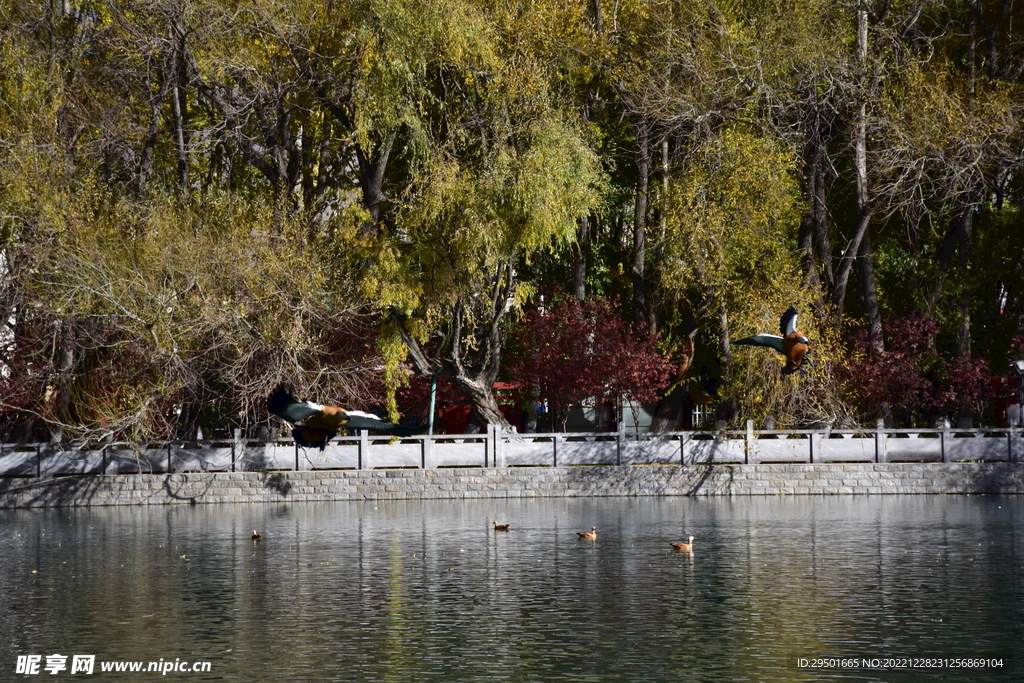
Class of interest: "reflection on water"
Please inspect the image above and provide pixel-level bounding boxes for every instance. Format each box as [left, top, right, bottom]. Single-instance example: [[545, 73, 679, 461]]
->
[[2, 496, 1022, 681]]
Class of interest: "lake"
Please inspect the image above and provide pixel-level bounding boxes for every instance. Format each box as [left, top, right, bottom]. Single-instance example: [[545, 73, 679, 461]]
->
[[2, 495, 1021, 681]]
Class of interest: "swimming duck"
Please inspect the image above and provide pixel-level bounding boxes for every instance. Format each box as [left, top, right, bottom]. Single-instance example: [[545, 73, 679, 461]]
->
[[493, 521, 510, 531], [577, 527, 597, 540], [733, 307, 812, 375], [252, 531, 263, 541], [267, 384, 416, 450], [671, 536, 694, 552]]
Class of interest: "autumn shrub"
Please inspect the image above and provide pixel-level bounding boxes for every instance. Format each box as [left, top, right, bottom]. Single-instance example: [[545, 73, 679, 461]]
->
[[0, 193, 384, 442], [839, 315, 993, 426], [505, 291, 674, 430]]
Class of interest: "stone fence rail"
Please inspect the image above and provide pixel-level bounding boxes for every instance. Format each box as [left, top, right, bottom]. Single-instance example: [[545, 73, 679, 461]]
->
[[2, 422, 1022, 478]]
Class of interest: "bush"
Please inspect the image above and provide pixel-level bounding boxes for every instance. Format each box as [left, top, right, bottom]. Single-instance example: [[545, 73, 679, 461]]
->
[[839, 315, 992, 426]]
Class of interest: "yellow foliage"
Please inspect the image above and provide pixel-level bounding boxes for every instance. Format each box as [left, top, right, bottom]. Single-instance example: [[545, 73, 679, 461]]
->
[[664, 128, 804, 309], [15, 187, 379, 439], [662, 128, 848, 426]]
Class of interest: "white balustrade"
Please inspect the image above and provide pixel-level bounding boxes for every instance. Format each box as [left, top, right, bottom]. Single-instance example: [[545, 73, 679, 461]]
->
[[1, 422, 1021, 476]]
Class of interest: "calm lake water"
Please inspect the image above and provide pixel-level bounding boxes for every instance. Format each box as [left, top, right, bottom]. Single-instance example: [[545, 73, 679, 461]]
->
[[2, 495, 1022, 682]]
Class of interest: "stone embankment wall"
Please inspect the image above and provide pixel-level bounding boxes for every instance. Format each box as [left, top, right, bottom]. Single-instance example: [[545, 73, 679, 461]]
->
[[2, 462, 1023, 508]]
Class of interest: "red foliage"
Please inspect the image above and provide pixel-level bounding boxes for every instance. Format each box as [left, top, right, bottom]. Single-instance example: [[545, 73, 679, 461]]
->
[[0, 309, 387, 441], [839, 314, 993, 424], [395, 373, 464, 420], [1011, 334, 1024, 360], [506, 292, 675, 424], [941, 355, 991, 412]]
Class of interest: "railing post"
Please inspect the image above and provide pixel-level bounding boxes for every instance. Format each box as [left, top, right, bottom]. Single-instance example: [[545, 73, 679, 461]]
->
[[745, 420, 754, 465], [680, 432, 689, 465], [553, 434, 560, 467], [941, 427, 950, 463], [232, 428, 242, 473], [875, 418, 886, 463], [359, 430, 371, 470], [496, 428, 506, 468], [485, 423, 494, 467], [493, 424, 499, 466], [616, 421, 625, 466], [421, 435, 432, 469], [483, 424, 489, 467]]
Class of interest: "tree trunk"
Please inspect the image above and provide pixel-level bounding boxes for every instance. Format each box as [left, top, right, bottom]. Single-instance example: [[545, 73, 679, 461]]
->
[[955, 203, 974, 425], [904, 215, 921, 307], [137, 54, 170, 193], [631, 117, 649, 327], [858, 228, 884, 354], [649, 138, 669, 334], [45, 323, 76, 443], [649, 327, 696, 433], [717, 298, 731, 366], [833, 3, 872, 329], [830, 207, 874, 323], [798, 146, 825, 311], [572, 216, 589, 302], [393, 268, 517, 433], [924, 202, 975, 318], [316, 96, 397, 228], [355, 129, 398, 225], [715, 299, 736, 424], [452, 375, 510, 430], [955, 205, 974, 357], [813, 157, 833, 289], [170, 18, 190, 189]]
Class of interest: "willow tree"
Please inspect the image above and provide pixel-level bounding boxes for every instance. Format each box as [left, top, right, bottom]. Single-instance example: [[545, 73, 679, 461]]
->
[[192, 0, 605, 430], [865, 2, 1024, 357], [661, 129, 848, 427], [12, 196, 383, 441], [0, 2, 388, 441], [0, 2, 101, 439], [381, 59, 604, 430]]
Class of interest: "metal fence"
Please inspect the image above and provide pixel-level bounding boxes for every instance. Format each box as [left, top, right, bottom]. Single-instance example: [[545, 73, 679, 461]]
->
[[1, 421, 1022, 477]]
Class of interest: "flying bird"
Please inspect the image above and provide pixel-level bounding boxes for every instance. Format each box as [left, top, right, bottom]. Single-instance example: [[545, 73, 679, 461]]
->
[[266, 384, 416, 450], [733, 307, 812, 375]]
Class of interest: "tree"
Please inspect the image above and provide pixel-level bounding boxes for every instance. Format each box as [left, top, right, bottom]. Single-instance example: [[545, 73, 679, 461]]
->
[[2, 0, 1023, 441], [366, 1, 606, 430], [388, 110, 603, 429], [1, 192, 383, 442], [839, 314, 993, 426], [505, 292, 674, 430]]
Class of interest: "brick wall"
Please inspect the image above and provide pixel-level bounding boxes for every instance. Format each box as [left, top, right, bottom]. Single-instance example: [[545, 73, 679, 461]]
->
[[2, 462, 1023, 508]]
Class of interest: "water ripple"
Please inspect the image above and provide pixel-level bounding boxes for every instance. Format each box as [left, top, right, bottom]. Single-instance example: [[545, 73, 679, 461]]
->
[[1, 496, 1021, 681]]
